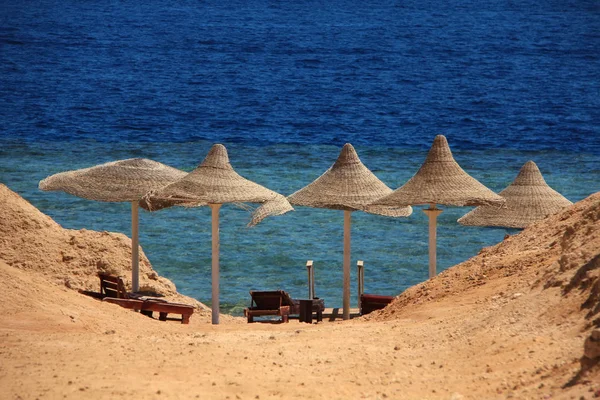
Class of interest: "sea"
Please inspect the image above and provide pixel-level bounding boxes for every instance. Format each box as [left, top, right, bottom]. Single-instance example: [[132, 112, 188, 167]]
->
[[1, 0, 599, 315]]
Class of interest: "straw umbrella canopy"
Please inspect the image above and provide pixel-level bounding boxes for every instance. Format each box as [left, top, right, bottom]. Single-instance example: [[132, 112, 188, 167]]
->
[[371, 135, 505, 278], [139, 144, 293, 325], [39, 158, 187, 291], [287, 143, 412, 320], [458, 161, 572, 229]]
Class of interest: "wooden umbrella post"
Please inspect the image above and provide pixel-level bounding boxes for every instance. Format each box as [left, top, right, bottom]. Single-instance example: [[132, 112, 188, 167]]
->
[[343, 210, 352, 320], [210, 204, 222, 325], [311, 262, 315, 299], [131, 201, 140, 292], [423, 204, 443, 278]]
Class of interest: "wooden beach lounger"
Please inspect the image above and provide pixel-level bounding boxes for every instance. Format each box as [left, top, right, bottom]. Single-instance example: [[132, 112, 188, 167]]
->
[[244, 290, 293, 323], [97, 273, 194, 324], [359, 293, 395, 316]]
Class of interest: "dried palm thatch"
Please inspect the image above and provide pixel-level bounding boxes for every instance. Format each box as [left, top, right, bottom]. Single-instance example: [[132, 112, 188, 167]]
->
[[370, 135, 504, 279], [373, 135, 505, 208], [288, 143, 412, 217], [458, 161, 572, 229], [39, 158, 187, 202], [139, 144, 293, 225], [287, 143, 411, 320], [139, 144, 292, 325]]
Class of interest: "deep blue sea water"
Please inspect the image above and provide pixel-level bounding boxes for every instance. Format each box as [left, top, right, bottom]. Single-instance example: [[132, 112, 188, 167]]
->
[[1, 0, 599, 315]]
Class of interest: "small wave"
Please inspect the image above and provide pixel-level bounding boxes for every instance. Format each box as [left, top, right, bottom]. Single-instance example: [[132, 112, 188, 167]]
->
[[70, 106, 94, 112], [235, 87, 259, 94], [113, 125, 152, 132], [337, 47, 371, 56], [295, 58, 322, 68], [240, 45, 264, 53], [0, 38, 25, 45], [198, 39, 219, 45]]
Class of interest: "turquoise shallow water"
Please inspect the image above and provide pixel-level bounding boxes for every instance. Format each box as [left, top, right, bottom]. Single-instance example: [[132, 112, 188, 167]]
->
[[1, 139, 598, 315]]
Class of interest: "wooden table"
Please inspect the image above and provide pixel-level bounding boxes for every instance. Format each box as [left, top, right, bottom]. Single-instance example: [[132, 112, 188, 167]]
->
[[298, 298, 324, 323]]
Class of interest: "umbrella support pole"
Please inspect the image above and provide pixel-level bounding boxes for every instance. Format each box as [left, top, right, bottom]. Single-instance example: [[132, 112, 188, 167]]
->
[[343, 210, 352, 320], [210, 204, 222, 325], [131, 202, 140, 292], [423, 204, 443, 279]]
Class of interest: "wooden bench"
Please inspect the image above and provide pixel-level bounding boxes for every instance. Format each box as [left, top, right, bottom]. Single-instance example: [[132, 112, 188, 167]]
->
[[98, 273, 194, 324]]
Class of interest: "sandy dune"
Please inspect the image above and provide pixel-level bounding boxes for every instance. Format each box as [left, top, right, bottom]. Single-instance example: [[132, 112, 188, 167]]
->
[[1, 183, 598, 399]]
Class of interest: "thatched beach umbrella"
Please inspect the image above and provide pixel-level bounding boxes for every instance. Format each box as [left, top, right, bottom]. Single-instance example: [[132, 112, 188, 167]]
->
[[458, 161, 572, 229], [371, 135, 504, 278], [139, 144, 293, 325], [39, 159, 187, 291], [288, 143, 412, 320]]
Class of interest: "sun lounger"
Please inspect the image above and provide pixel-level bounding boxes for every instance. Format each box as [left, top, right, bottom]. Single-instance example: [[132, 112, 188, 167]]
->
[[97, 273, 194, 324], [359, 293, 395, 315], [99, 273, 129, 298], [98, 273, 162, 301], [244, 290, 294, 323], [103, 297, 145, 310], [137, 299, 194, 324]]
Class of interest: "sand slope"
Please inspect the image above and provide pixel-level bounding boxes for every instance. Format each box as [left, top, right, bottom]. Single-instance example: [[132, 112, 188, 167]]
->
[[0, 184, 599, 399], [0, 183, 210, 312]]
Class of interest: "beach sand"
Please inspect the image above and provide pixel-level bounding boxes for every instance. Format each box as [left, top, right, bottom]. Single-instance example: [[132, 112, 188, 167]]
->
[[1, 183, 599, 399]]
